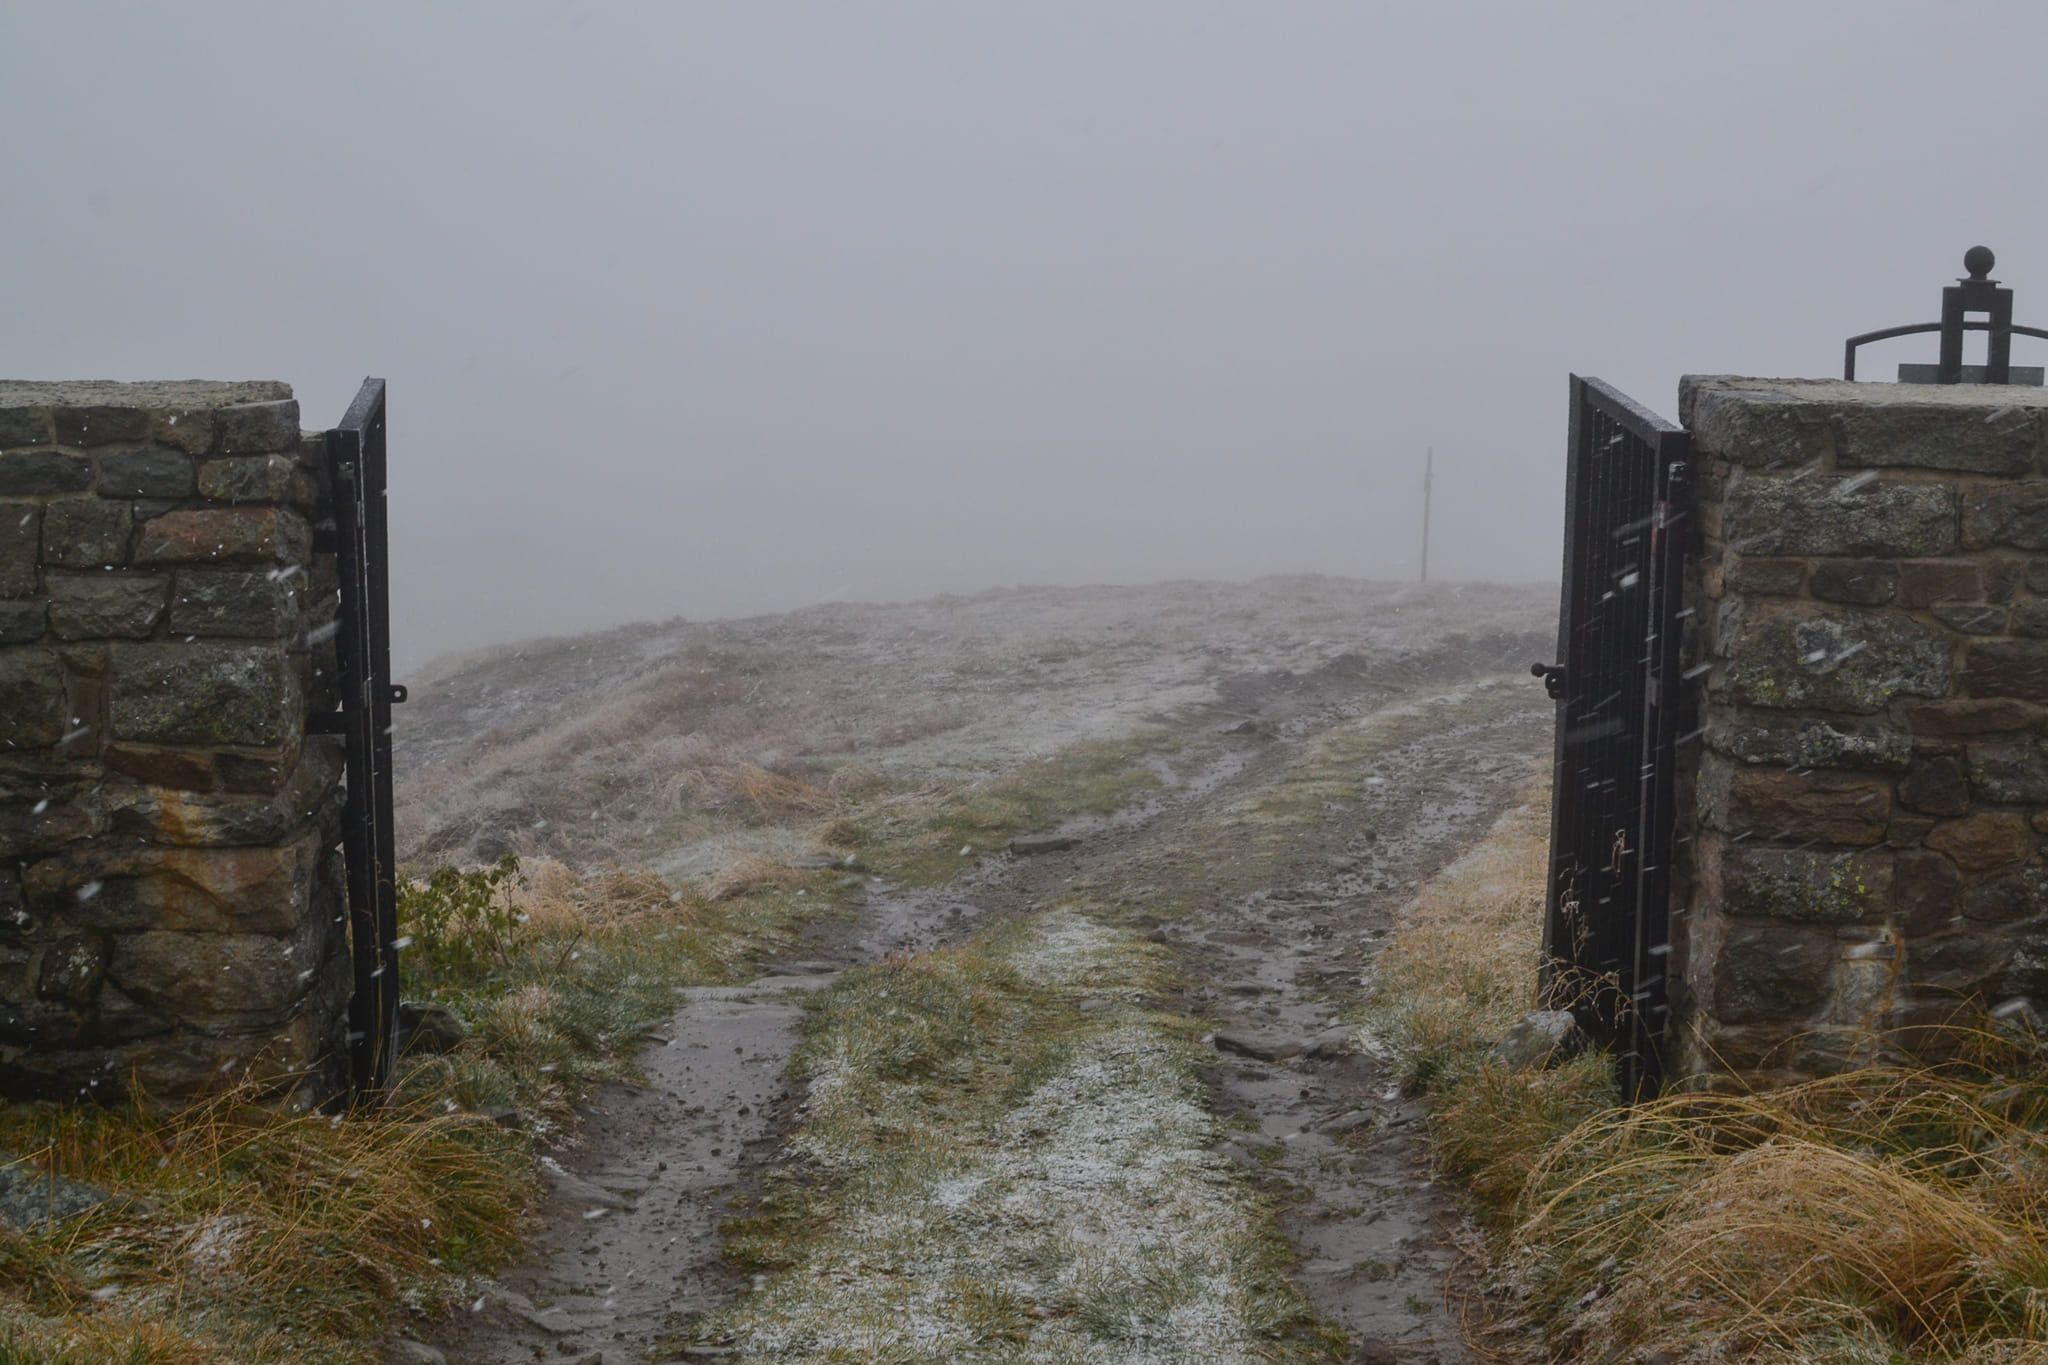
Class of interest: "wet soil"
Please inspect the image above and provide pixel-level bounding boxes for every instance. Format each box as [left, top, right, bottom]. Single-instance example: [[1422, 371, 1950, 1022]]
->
[[427, 640, 1549, 1364]]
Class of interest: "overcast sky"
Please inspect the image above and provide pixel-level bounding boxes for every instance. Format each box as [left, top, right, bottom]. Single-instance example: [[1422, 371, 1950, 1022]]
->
[[5, 1, 2047, 666]]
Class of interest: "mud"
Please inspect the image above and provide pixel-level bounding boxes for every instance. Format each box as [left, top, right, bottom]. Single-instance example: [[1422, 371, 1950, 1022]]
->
[[411, 582, 1554, 1363]]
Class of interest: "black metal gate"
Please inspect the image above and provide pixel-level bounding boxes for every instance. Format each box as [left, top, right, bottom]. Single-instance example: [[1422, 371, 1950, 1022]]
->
[[1532, 376, 1692, 1098], [313, 379, 407, 1094]]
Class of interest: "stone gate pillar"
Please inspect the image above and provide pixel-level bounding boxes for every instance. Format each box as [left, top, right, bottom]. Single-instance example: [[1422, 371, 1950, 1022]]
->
[[1673, 377, 2048, 1084], [0, 382, 348, 1103]]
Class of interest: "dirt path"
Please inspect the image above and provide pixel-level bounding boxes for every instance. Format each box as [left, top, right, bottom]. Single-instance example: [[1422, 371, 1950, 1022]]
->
[[430, 653, 1548, 1364]]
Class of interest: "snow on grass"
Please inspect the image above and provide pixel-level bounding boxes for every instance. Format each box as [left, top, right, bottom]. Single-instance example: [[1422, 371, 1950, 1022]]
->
[[716, 908, 1336, 1363]]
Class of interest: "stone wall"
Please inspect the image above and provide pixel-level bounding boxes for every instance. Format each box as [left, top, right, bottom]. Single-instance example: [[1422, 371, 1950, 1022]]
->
[[1674, 376, 2048, 1084], [0, 381, 347, 1103]]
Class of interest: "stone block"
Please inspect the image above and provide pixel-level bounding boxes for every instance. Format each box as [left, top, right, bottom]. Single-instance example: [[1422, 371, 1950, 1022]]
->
[[0, 793, 97, 860], [97, 448, 193, 499], [1925, 812, 2033, 873], [0, 506, 36, 598], [1887, 814, 1937, 850], [2013, 600, 2048, 639], [1725, 476, 1957, 558], [0, 651, 65, 748], [1897, 560, 1981, 608], [169, 568, 294, 638], [0, 453, 90, 497], [214, 750, 289, 796], [1905, 929, 2014, 996], [40, 499, 131, 569], [24, 834, 319, 935], [1835, 405, 2038, 475], [1809, 560, 1896, 606], [0, 604, 43, 645], [2030, 560, 2048, 594], [1707, 763, 1889, 845], [1961, 866, 2048, 925], [1726, 556, 1806, 595], [1714, 844, 1893, 923], [1721, 603, 1949, 712], [101, 747, 337, 848], [107, 930, 307, 1026], [1897, 755, 1971, 816], [1895, 850, 1963, 934], [108, 643, 294, 746], [1932, 602, 2006, 634], [45, 573, 164, 641], [1962, 483, 2048, 551], [36, 935, 107, 1009], [211, 401, 300, 456], [197, 456, 313, 509], [1686, 387, 1830, 468], [1905, 698, 2044, 739], [50, 407, 148, 447], [147, 408, 213, 456], [102, 744, 215, 792], [1702, 712, 1914, 771], [0, 408, 50, 447], [1966, 740, 2048, 803], [1711, 919, 1834, 1022], [1962, 641, 2048, 702], [132, 507, 309, 565]]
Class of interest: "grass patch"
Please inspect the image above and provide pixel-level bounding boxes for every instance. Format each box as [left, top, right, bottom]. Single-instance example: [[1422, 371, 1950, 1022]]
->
[[711, 907, 1344, 1363], [1372, 787, 2048, 1364], [822, 733, 1175, 885], [0, 854, 844, 1361]]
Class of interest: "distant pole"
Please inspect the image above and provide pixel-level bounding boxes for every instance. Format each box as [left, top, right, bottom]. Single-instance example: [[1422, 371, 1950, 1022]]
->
[[1420, 446, 1433, 583]]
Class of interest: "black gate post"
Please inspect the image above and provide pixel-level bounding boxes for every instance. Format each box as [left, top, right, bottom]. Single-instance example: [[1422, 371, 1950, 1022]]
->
[[317, 379, 406, 1095]]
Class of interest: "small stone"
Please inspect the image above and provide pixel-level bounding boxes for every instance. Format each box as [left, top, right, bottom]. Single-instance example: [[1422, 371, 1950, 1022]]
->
[[1966, 741, 2048, 803], [0, 1155, 115, 1229], [399, 1001, 469, 1055], [1212, 1030, 1304, 1062], [1220, 717, 1263, 735], [1491, 1009, 1584, 1069], [1304, 1024, 1360, 1059], [1008, 834, 1078, 856], [384, 1341, 447, 1365], [0, 650, 66, 748]]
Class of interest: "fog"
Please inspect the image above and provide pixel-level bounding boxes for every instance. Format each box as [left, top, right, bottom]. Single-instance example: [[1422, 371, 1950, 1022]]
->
[[5, 1, 2047, 667]]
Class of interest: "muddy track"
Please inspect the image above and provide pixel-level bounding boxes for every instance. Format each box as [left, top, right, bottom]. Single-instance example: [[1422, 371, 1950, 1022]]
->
[[429, 655, 1548, 1364]]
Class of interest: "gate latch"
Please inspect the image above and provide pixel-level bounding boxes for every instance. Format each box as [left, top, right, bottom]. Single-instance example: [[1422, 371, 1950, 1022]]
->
[[1529, 661, 1566, 700]]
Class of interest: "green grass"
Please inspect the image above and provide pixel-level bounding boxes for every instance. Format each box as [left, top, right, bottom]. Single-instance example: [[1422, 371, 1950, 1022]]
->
[[822, 734, 1176, 885]]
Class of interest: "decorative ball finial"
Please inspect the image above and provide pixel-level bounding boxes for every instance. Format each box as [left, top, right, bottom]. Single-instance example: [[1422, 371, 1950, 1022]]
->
[[1964, 245, 1996, 280]]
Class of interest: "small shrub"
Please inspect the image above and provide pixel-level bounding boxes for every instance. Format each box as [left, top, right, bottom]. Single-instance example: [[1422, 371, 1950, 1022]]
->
[[401, 855, 523, 983]]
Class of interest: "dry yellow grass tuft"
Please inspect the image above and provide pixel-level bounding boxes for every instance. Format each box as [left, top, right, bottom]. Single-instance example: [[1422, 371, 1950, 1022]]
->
[[1373, 785, 2048, 1364]]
